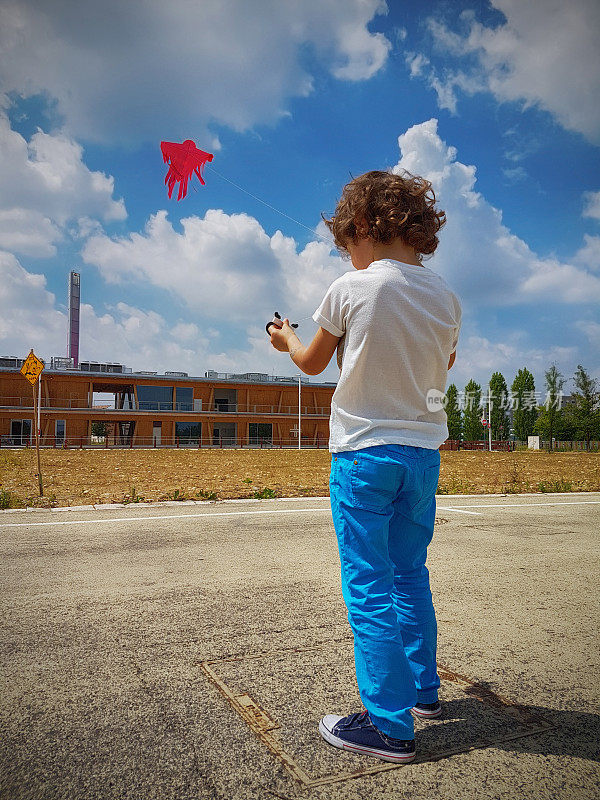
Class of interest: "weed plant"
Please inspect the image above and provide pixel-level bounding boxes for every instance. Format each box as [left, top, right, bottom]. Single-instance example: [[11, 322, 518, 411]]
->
[[538, 478, 574, 492], [252, 487, 279, 499]]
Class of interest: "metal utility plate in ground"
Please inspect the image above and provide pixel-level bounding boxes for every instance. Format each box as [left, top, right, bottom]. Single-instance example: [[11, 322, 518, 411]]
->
[[200, 641, 555, 788]]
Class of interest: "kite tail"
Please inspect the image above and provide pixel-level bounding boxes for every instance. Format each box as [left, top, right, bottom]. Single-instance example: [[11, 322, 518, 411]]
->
[[165, 167, 177, 199], [178, 174, 189, 201], [194, 164, 206, 186]]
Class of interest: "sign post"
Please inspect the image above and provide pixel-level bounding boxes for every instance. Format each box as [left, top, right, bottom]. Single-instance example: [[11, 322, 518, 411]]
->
[[488, 388, 492, 452], [297, 374, 302, 450], [20, 350, 45, 497]]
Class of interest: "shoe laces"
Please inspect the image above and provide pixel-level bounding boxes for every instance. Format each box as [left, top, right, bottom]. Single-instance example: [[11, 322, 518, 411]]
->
[[340, 709, 370, 728]]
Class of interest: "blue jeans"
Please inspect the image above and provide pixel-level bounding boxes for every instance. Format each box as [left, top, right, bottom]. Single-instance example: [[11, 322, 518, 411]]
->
[[329, 444, 441, 740]]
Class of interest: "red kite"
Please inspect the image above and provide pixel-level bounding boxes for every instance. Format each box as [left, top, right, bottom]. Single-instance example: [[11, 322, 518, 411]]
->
[[160, 139, 213, 200]]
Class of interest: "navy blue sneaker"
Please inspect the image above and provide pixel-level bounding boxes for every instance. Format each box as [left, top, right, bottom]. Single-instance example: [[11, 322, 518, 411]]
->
[[319, 710, 416, 763], [411, 701, 442, 719]]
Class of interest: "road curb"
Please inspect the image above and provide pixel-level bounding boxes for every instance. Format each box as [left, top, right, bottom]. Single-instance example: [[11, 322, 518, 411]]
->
[[1, 490, 598, 514]]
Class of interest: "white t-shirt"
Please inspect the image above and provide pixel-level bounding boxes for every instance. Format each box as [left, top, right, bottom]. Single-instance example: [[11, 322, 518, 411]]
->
[[313, 258, 462, 452]]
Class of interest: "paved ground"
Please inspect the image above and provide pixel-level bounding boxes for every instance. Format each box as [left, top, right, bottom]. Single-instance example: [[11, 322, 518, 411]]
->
[[1, 493, 599, 800]]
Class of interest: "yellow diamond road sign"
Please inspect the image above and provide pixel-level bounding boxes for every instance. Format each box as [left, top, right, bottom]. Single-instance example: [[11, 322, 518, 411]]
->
[[20, 351, 44, 385]]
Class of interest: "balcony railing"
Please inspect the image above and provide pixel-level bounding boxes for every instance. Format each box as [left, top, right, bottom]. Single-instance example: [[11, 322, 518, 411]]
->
[[0, 435, 327, 450], [2, 396, 93, 409], [0, 397, 331, 416]]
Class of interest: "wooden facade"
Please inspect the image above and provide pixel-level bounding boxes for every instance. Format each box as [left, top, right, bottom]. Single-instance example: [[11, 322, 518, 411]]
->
[[0, 368, 335, 448]]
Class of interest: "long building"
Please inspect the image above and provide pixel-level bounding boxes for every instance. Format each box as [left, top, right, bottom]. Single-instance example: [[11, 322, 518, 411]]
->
[[0, 361, 335, 448]]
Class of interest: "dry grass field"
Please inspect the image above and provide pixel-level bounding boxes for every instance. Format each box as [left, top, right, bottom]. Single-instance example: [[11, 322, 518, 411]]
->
[[1, 448, 599, 508]]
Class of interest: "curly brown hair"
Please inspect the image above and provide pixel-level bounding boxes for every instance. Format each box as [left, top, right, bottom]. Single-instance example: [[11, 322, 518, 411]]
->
[[322, 170, 446, 258]]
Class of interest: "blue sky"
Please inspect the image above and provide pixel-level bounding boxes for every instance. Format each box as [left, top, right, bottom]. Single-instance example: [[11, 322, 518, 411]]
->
[[0, 0, 599, 398]]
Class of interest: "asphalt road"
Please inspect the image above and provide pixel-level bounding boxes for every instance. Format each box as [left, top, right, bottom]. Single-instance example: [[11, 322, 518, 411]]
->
[[1, 493, 599, 800]]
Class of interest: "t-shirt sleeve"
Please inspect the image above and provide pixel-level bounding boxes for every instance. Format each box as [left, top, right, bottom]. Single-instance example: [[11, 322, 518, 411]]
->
[[449, 294, 462, 354], [312, 278, 347, 338]]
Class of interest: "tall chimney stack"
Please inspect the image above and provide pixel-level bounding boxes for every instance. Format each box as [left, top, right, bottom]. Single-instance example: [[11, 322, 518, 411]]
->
[[68, 271, 80, 368]]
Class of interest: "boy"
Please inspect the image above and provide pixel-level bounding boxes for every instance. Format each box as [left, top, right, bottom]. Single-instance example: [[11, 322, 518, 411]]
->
[[269, 170, 461, 764]]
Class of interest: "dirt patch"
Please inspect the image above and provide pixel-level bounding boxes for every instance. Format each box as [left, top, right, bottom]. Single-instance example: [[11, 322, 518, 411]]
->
[[1, 448, 598, 508]]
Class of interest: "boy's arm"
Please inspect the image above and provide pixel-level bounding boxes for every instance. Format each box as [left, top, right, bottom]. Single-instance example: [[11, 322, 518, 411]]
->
[[270, 319, 340, 376]]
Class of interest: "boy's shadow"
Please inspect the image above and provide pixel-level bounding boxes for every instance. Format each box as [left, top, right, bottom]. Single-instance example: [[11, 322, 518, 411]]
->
[[418, 681, 599, 763]]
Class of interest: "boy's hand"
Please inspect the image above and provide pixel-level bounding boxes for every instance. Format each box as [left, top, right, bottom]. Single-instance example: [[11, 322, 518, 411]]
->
[[270, 318, 295, 352]]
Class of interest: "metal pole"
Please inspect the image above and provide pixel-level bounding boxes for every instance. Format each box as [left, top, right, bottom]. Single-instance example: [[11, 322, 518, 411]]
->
[[37, 375, 41, 440], [488, 387, 492, 452], [298, 375, 301, 450], [32, 379, 43, 496]]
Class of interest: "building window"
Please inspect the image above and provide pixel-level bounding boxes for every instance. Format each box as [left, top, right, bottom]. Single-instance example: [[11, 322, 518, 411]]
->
[[137, 385, 174, 411], [212, 423, 237, 446], [249, 423, 272, 445], [152, 421, 162, 446], [55, 420, 66, 444], [214, 388, 237, 412], [175, 421, 202, 444], [176, 387, 193, 412], [10, 419, 31, 445], [117, 421, 135, 445]]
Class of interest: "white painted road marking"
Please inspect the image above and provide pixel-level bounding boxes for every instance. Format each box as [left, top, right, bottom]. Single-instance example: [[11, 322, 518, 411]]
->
[[441, 500, 600, 510], [0, 507, 331, 528], [0, 498, 598, 528], [437, 507, 483, 515]]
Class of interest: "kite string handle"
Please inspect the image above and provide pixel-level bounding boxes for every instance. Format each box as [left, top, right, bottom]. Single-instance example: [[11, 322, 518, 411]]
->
[[266, 311, 301, 336]]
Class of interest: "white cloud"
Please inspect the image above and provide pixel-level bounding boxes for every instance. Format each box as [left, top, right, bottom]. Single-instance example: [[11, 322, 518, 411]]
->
[[75, 119, 600, 385], [394, 119, 600, 306], [452, 333, 519, 375], [519, 257, 600, 303], [574, 235, 600, 271], [0, 251, 65, 348], [270, 222, 345, 314], [4, 116, 597, 387], [415, 1, 600, 143], [502, 166, 527, 183], [583, 191, 600, 220], [0, 250, 318, 376], [0, 209, 60, 258], [330, 10, 391, 81], [0, 113, 125, 256], [447, 331, 582, 392], [406, 53, 429, 78], [0, 0, 390, 144], [392, 119, 600, 385], [575, 320, 600, 351], [171, 322, 201, 343], [82, 209, 346, 324], [1, 225, 597, 389]]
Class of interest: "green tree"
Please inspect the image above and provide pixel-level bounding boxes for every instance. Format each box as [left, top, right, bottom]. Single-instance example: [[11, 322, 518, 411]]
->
[[511, 368, 537, 441], [445, 383, 462, 440], [462, 379, 483, 441], [488, 372, 510, 440], [91, 421, 108, 439], [567, 365, 600, 450], [542, 363, 566, 450], [534, 403, 576, 443]]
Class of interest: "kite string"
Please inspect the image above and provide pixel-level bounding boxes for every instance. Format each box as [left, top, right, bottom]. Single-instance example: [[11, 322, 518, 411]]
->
[[196, 170, 332, 323], [204, 163, 336, 326], [205, 165, 335, 248]]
